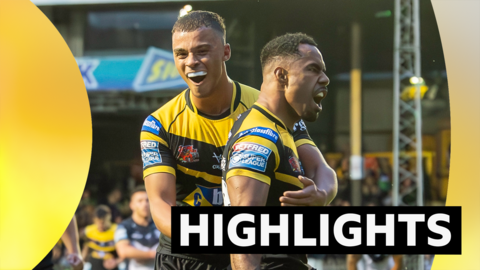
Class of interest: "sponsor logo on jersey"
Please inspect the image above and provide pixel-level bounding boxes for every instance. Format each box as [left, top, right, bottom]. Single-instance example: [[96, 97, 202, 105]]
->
[[131, 232, 144, 239], [293, 120, 307, 132], [212, 152, 222, 170], [288, 156, 303, 174], [184, 185, 223, 206], [142, 115, 162, 136], [221, 156, 227, 171], [141, 140, 162, 168], [237, 127, 279, 143], [229, 142, 272, 172], [177, 145, 199, 163]]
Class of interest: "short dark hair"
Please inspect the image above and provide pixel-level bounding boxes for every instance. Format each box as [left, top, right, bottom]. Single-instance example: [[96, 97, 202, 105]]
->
[[130, 185, 147, 200], [172, 10, 226, 41], [94, 205, 111, 220], [260, 32, 318, 71]]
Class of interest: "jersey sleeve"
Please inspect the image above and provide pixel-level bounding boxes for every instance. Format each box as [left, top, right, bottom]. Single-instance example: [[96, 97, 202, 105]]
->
[[114, 224, 129, 243], [140, 115, 177, 178], [292, 120, 317, 148], [225, 135, 279, 186]]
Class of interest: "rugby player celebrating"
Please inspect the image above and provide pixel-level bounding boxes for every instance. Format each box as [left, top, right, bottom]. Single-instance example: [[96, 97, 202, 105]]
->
[[222, 33, 329, 270], [141, 11, 336, 270]]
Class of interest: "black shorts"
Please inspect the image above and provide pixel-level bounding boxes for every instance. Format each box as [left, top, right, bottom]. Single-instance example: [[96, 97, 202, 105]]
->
[[155, 253, 229, 270]]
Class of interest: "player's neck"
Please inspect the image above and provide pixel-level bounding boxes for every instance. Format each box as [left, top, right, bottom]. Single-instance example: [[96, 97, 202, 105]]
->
[[191, 75, 233, 116], [258, 84, 299, 131], [132, 212, 150, 227]]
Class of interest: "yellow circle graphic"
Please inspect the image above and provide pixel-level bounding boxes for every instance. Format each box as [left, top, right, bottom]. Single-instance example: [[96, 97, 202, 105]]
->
[[0, 1, 92, 269]]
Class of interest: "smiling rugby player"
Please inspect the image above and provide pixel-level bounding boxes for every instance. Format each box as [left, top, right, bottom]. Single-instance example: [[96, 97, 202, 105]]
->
[[140, 11, 337, 270]]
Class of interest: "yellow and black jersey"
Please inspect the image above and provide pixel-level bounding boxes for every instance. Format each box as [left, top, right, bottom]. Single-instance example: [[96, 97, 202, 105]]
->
[[140, 81, 314, 264], [221, 103, 309, 269], [140, 81, 314, 208], [85, 224, 117, 260], [222, 103, 306, 206]]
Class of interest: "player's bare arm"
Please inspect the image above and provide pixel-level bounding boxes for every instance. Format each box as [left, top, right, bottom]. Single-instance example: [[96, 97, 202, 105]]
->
[[281, 144, 337, 206], [61, 216, 84, 270], [228, 175, 269, 270], [144, 172, 176, 238], [81, 244, 90, 263], [346, 254, 362, 270], [115, 240, 156, 260]]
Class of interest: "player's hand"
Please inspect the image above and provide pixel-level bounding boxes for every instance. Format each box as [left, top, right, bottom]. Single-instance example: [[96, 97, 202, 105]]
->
[[148, 250, 157, 259], [67, 253, 84, 270], [103, 258, 117, 270], [279, 175, 328, 206]]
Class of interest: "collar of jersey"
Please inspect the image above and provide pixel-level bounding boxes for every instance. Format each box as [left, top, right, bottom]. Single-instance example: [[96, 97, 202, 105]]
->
[[251, 103, 293, 135], [185, 80, 241, 120]]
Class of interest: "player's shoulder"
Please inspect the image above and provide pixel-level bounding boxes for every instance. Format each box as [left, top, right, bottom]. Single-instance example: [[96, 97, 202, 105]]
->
[[110, 223, 118, 232], [85, 224, 97, 237], [237, 82, 259, 108], [235, 108, 279, 143], [118, 217, 134, 229], [147, 89, 188, 125], [227, 115, 280, 160]]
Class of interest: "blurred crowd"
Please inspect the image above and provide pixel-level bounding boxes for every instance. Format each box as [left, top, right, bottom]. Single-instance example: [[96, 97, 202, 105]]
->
[[49, 162, 156, 270], [327, 154, 432, 208]]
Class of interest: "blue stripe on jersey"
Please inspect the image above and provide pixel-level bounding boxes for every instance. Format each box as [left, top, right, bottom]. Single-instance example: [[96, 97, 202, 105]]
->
[[237, 127, 279, 143], [142, 115, 162, 135]]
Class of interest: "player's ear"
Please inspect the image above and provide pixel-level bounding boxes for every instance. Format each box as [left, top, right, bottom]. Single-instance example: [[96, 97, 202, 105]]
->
[[223, 43, 231, 61], [274, 67, 288, 87]]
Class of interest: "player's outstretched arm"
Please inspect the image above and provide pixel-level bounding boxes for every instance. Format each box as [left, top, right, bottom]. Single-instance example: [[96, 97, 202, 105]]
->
[[81, 244, 90, 263], [281, 144, 337, 206], [115, 240, 156, 260], [115, 233, 156, 260], [228, 175, 269, 270], [61, 216, 84, 270], [145, 172, 176, 238], [346, 254, 361, 270]]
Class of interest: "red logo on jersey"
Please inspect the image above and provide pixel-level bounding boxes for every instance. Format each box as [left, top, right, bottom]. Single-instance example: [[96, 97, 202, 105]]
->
[[289, 156, 303, 173], [178, 145, 200, 163]]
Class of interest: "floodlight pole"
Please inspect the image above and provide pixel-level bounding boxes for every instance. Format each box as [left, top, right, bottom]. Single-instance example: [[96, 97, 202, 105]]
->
[[350, 21, 362, 206], [392, 0, 424, 268], [392, 0, 424, 207]]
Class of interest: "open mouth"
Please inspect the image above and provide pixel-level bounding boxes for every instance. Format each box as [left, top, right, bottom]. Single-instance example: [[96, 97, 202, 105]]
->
[[187, 71, 207, 84], [313, 89, 327, 106]]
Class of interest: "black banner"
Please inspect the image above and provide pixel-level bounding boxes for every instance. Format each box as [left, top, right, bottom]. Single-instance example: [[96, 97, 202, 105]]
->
[[171, 206, 461, 254]]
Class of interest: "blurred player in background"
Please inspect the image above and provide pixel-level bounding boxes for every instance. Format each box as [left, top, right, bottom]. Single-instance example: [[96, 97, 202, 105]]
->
[[346, 202, 403, 270], [347, 254, 403, 270], [142, 11, 336, 270], [83, 205, 122, 270], [33, 216, 84, 270], [115, 186, 160, 270], [222, 32, 329, 270]]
